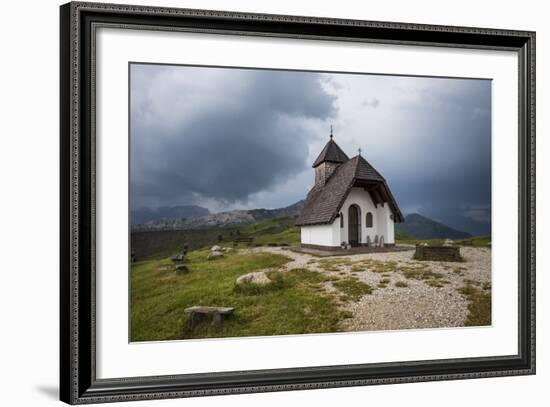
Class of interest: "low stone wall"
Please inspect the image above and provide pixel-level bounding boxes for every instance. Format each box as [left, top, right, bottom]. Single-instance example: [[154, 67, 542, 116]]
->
[[414, 245, 462, 262]]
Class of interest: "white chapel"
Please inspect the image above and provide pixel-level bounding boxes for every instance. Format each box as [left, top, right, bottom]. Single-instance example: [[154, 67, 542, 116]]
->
[[296, 132, 403, 248]]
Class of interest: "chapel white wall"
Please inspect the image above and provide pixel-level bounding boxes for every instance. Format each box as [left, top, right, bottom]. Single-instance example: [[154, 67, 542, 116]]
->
[[338, 187, 395, 245], [301, 222, 340, 247], [301, 187, 396, 247]]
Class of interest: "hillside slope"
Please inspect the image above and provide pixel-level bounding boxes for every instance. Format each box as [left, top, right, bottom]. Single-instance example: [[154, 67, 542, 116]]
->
[[396, 213, 471, 239], [131, 217, 299, 260]]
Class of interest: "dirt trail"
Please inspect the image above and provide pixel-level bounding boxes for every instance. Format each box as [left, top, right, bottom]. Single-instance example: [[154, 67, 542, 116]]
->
[[244, 246, 315, 270]]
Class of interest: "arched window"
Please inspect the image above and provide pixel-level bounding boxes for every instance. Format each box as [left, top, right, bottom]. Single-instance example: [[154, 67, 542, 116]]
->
[[340, 212, 344, 228], [366, 212, 373, 228]]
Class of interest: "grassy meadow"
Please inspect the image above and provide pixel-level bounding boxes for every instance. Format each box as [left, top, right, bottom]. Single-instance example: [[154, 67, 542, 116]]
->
[[130, 217, 491, 341], [132, 217, 489, 262], [395, 235, 491, 248], [131, 248, 348, 341]]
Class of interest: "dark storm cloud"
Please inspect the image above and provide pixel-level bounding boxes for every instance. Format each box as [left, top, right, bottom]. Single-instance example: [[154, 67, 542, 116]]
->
[[130, 65, 336, 209], [131, 66, 492, 235], [386, 107, 491, 209], [364, 78, 492, 234]]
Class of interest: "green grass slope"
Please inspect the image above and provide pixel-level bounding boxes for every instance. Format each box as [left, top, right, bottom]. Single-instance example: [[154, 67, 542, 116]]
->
[[131, 217, 300, 260], [130, 248, 346, 341]]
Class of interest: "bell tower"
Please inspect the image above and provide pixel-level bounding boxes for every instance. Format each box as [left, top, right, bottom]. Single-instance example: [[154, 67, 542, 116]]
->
[[312, 127, 349, 187]]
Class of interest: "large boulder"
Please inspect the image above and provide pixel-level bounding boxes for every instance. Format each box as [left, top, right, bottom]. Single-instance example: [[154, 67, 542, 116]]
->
[[207, 251, 224, 260], [211, 245, 222, 252], [235, 271, 271, 287]]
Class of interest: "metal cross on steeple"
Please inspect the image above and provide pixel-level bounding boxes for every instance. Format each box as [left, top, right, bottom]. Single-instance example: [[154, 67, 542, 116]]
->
[[330, 124, 333, 139], [358, 147, 362, 156]]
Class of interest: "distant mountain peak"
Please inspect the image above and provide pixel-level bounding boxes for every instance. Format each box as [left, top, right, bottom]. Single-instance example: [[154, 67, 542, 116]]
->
[[396, 213, 471, 239]]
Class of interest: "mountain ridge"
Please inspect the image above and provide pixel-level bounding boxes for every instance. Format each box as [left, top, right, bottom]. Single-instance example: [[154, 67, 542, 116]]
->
[[131, 205, 210, 225], [132, 200, 305, 231], [396, 213, 472, 239]]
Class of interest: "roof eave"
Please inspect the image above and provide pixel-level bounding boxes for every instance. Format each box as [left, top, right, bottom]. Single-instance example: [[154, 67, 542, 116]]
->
[[296, 220, 334, 227]]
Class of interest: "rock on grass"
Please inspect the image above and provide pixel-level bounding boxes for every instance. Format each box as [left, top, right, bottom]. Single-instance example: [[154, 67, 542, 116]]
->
[[236, 271, 271, 286]]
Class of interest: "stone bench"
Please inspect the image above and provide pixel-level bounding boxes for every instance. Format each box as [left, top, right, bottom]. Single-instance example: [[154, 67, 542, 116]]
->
[[171, 253, 185, 262], [414, 245, 462, 262], [184, 306, 235, 328]]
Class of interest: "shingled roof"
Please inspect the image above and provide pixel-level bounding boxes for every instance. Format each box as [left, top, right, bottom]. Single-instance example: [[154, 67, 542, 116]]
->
[[312, 137, 349, 167], [296, 154, 404, 226]]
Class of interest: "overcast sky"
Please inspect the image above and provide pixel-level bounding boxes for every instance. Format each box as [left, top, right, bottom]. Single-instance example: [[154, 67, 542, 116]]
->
[[130, 64, 491, 233]]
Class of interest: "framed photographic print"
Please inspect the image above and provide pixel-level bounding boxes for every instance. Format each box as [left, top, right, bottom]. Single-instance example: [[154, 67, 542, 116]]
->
[[60, 1, 535, 404]]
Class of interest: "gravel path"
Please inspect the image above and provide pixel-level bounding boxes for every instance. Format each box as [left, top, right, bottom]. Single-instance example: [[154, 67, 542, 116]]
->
[[247, 246, 491, 332]]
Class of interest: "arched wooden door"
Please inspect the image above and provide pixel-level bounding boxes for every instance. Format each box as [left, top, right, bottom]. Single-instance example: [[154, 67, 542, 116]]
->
[[348, 205, 361, 247]]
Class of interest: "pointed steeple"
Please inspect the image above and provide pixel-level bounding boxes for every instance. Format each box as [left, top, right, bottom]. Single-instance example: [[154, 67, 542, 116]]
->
[[312, 128, 349, 168]]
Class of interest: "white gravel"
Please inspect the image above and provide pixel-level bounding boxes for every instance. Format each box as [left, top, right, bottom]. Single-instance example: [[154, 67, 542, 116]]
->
[[245, 246, 491, 332]]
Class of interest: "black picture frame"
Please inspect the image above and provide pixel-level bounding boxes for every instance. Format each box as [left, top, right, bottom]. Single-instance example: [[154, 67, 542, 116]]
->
[[60, 2, 536, 404]]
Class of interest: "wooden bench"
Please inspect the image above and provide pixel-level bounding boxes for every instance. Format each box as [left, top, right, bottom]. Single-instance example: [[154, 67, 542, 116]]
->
[[184, 306, 235, 328], [233, 237, 254, 246]]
